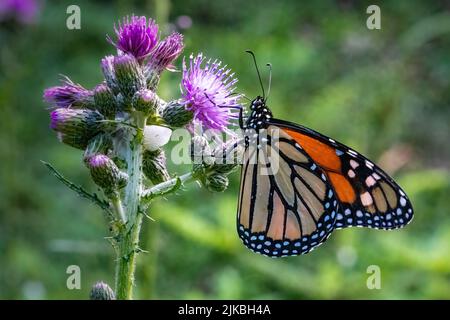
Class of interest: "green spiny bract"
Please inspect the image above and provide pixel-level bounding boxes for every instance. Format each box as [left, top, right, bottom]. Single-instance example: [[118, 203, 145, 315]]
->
[[86, 154, 128, 195], [50, 108, 104, 150], [113, 54, 146, 107], [143, 149, 170, 185], [132, 89, 157, 116], [93, 83, 118, 119], [204, 173, 229, 192], [161, 100, 193, 128]]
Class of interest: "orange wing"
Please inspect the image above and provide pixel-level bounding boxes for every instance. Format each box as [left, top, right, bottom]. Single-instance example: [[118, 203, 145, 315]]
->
[[284, 129, 356, 204], [275, 120, 413, 230]]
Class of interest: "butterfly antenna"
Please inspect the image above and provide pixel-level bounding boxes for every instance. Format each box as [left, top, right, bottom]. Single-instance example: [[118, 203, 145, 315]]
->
[[241, 95, 252, 102], [245, 50, 265, 99], [228, 92, 252, 102], [204, 93, 241, 110], [266, 63, 272, 102], [226, 91, 251, 102]]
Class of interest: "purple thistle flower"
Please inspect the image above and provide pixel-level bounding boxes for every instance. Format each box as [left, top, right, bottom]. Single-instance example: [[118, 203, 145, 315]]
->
[[0, 0, 39, 24], [107, 15, 159, 62], [86, 154, 128, 191], [88, 154, 110, 168], [43, 77, 93, 108], [181, 53, 241, 132], [50, 108, 103, 149], [50, 108, 66, 130], [90, 281, 116, 300], [148, 32, 184, 73]]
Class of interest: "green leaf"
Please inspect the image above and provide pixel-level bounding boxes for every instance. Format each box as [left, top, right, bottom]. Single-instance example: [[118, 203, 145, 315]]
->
[[41, 160, 113, 218]]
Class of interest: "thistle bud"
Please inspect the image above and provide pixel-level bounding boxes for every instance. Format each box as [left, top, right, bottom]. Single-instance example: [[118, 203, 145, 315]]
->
[[143, 125, 172, 151], [146, 33, 184, 89], [161, 100, 193, 128], [101, 55, 119, 94], [86, 154, 128, 194], [204, 173, 229, 192], [43, 77, 94, 109], [190, 135, 213, 166], [89, 282, 116, 300], [143, 149, 170, 185], [132, 89, 157, 115], [50, 108, 103, 150], [93, 83, 117, 119], [113, 54, 146, 104], [210, 140, 242, 174], [192, 163, 207, 178]]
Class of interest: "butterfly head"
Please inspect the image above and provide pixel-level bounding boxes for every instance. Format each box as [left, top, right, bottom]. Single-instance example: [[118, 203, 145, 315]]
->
[[250, 95, 265, 110], [245, 95, 273, 130]]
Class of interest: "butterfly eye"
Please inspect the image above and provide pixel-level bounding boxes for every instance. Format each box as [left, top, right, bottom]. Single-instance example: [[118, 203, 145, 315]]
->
[[253, 100, 262, 108]]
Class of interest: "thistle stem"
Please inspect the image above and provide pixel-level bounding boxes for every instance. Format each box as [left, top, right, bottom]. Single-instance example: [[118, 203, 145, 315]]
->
[[141, 172, 196, 202], [115, 213, 143, 299], [110, 194, 126, 223], [115, 112, 146, 300]]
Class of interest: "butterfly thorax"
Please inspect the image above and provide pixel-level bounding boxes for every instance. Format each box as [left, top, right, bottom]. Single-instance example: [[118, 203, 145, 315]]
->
[[244, 96, 273, 130]]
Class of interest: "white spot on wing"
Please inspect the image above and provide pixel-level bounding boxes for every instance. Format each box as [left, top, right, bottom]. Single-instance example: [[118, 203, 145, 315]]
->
[[348, 169, 356, 178], [365, 160, 374, 169], [372, 172, 381, 180], [360, 192, 373, 206], [400, 197, 407, 207], [365, 176, 376, 187], [348, 150, 358, 157], [350, 159, 359, 169]]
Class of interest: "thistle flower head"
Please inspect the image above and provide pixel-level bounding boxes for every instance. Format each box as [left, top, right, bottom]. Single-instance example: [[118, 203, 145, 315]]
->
[[101, 55, 118, 93], [89, 282, 116, 300], [0, 0, 39, 24], [204, 173, 229, 192], [132, 89, 157, 115], [86, 154, 128, 193], [161, 100, 193, 128], [113, 54, 146, 102], [88, 154, 109, 168], [50, 108, 100, 131], [148, 32, 184, 73], [190, 135, 213, 166], [93, 83, 117, 119], [143, 149, 170, 185], [181, 53, 241, 132], [43, 77, 93, 109], [108, 15, 159, 62], [50, 108, 103, 149]]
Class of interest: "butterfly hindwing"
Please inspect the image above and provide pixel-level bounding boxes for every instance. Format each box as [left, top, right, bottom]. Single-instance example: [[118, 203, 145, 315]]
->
[[237, 125, 338, 257], [270, 119, 414, 231]]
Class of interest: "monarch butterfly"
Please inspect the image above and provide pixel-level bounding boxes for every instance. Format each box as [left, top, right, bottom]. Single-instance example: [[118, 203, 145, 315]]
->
[[237, 51, 413, 257]]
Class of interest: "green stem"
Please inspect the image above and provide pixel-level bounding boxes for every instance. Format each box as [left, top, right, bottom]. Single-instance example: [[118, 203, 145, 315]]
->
[[115, 113, 146, 300], [141, 172, 196, 203], [111, 194, 126, 223], [115, 212, 143, 299]]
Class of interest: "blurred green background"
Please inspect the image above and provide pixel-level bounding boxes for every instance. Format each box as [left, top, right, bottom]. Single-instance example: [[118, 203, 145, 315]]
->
[[1, 0, 449, 299]]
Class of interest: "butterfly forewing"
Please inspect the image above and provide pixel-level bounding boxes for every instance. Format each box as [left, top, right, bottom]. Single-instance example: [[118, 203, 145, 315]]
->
[[237, 125, 339, 257], [272, 119, 414, 230]]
